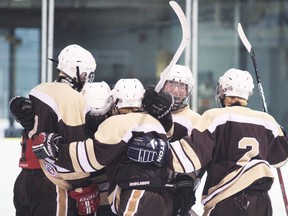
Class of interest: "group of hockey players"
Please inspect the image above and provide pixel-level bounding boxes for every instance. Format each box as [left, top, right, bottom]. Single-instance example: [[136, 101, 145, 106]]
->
[[9, 43, 288, 216]]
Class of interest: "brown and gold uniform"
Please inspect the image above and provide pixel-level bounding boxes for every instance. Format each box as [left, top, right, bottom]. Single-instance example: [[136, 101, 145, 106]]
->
[[170, 106, 201, 182], [14, 81, 90, 216], [170, 105, 200, 141], [55, 112, 174, 216], [170, 105, 201, 215], [170, 106, 288, 216]]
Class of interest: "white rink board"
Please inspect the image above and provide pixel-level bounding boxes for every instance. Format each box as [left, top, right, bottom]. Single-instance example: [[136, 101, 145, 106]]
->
[[1, 138, 287, 215]]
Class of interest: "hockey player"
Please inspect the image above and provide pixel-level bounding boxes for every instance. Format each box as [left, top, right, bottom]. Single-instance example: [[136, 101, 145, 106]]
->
[[160, 64, 201, 216], [127, 64, 201, 215], [82, 81, 114, 137], [81, 81, 116, 216], [31, 78, 174, 216], [10, 44, 99, 216], [167, 68, 288, 216], [161, 64, 200, 141]]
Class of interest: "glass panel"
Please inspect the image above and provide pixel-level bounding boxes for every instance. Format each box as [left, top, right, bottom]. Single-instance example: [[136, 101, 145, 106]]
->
[[0, 0, 288, 135], [15, 28, 40, 97], [0, 27, 40, 137], [0, 28, 10, 120], [197, 0, 288, 130]]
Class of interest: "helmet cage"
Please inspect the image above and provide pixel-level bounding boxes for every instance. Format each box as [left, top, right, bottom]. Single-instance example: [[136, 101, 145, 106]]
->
[[215, 82, 233, 107], [163, 80, 190, 110], [161, 64, 193, 111]]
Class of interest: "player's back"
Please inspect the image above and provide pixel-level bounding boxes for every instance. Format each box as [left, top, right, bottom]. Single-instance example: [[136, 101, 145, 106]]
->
[[193, 105, 287, 209], [29, 82, 88, 143]]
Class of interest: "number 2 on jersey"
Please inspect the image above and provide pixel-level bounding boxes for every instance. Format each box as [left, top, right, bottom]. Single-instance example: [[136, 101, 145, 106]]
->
[[236, 137, 259, 166]]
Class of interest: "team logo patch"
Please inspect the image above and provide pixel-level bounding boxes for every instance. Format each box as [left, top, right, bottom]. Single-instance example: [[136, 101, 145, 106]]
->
[[45, 162, 57, 177]]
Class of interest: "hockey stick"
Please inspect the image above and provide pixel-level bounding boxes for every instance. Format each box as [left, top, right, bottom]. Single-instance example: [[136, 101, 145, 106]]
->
[[237, 23, 268, 112], [238, 22, 288, 215], [155, 1, 190, 92]]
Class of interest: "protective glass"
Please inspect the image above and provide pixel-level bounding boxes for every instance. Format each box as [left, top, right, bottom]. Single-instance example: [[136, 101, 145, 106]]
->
[[79, 71, 95, 85], [88, 72, 95, 83], [215, 82, 224, 108], [163, 80, 188, 102]]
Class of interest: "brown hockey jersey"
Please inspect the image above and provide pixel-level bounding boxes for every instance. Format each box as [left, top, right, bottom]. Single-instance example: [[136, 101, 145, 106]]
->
[[54, 112, 169, 206], [170, 105, 200, 142], [56, 112, 168, 171], [169, 106, 288, 212], [29, 81, 90, 189]]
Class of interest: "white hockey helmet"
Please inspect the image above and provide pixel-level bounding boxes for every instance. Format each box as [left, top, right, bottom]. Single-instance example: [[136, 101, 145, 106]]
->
[[112, 78, 145, 109], [82, 81, 113, 116], [216, 68, 254, 107], [57, 44, 96, 84], [161, 64, 194, 110], [161, 64, 194, 93]]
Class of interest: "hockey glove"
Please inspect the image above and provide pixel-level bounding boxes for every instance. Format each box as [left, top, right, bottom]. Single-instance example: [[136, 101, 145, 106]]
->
[[143, 86, 174, 120], [69, 183, 100, 215], [172, 174, 196, 216], [9, 96, 35, 131], [127, 135, 169, 167], [32, 132, 62, 159]]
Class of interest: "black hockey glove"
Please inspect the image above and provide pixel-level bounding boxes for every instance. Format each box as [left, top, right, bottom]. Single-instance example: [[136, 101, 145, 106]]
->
[[9, 96, 35, 131], [127, 135, 169, 167], [32, 132, 62, 159], [172, 174, 196, 216], [143, 86, 174, 120]]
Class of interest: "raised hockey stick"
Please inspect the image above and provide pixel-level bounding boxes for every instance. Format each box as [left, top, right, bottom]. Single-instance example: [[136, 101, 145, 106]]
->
[[155, 1, 190, 92], [238, 22, 288, 215], [237, 23, 268, 112]]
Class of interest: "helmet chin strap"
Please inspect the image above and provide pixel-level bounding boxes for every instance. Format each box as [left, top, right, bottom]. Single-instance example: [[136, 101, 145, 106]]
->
[[220, 98, 225, 108], [56, 67, 84, 92], [172, 97, 185, 111], [56, 75, 73, 87], [171, 92, 189, 111], [74, 66, 84, 92]]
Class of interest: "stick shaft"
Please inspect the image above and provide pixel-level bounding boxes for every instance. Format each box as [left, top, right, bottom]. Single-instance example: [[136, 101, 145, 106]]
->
[[238, 22, 288, 215], [249, 49, 268, 112]]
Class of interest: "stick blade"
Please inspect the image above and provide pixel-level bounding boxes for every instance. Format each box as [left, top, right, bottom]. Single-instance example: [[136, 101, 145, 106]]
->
[[169, 1, 190, 43], [237, 23, 252, 53], [155, 1, 189, 92]]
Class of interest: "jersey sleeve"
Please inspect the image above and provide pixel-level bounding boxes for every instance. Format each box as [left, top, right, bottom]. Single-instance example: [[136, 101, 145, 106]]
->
[[55, 113, 168, 173], [265, 116, 288, 167]]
